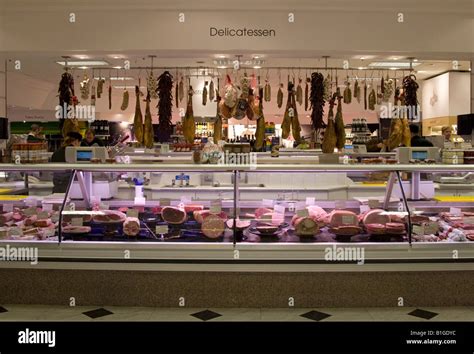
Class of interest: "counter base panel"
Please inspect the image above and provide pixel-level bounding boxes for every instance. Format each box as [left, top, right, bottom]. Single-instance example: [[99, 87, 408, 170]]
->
[[0, 269, 472, 308]]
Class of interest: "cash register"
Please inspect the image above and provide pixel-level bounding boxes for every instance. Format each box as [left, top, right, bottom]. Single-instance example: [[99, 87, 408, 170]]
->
[[65, 146, 109, 163], [396, 147, 440, 164]]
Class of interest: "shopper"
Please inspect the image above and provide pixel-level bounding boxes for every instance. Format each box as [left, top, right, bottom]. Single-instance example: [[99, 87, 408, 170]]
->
[[441, 126, 453, 142], [410, 125, 433, 147], [81, 128, 105, 147], [27, 124, 44, 143], [51, 132, 82, 193]]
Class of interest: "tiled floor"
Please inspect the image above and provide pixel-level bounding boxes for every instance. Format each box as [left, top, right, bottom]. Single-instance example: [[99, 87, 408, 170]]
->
[[0, 305, 472, 321]]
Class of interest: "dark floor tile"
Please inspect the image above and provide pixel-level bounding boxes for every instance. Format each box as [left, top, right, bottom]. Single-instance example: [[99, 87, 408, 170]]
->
[[408, 309, 438, 320], [82, 308, 114, 319], [300, 310, 332, 322], [191, 310, 222, 321]]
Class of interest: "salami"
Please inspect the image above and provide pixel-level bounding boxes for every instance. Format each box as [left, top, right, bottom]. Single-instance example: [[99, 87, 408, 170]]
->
[[193, 210, 227, 224], [162, 206, 187, 224], [123, 217, 141, 237], [201, 215, 225, 239], [293, 217, 319, 236]]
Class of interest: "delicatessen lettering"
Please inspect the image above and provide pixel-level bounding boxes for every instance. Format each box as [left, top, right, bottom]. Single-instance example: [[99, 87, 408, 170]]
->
[[210, 27, 276, 37]]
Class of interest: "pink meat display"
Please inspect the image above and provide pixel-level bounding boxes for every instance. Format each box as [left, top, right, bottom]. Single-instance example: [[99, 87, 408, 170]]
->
[[201, 215, 225, 239], [226, 219, 251, 230], [362, 209, 391, 226], [293, 217, 319, 236], [62, 225, 91, 234], [184, 204, 204, 213], [255, 208, 273, 219], [161, 206, 187, 224], [329, 225, 362, 236], [327, 210, 358, 227], [93, 210, 126, 223], [123, 217, 141, 236], [193, 210, 228, 224]]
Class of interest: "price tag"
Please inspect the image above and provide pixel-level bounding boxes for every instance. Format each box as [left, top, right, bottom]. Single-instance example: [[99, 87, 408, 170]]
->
[[3, 204, 13, 212], [180, 196, 192, 204], [305, 197, 315, 206], [71, 218, 83, 227], [210, 200, 222, 214], [262, 199, 274, 208], [424, 221, 439, 234], [42, 203, 53, 212], [156, 225, 169, 234], [463, 217, 474, 225], [160, 198, 171, 206], [398, 202, 404, 212], [335, 200, 346, 210], [127, 209, 139, 218], [161, 144, 170, 153], [24, 207, 37, 216], [360, 205, 370, 213], [274, 204, 285, 215], [342, 215, 355, 225], [272, 213, 284, 226], [296, 208, 309, 217], [450, 207, 462, 216], [288, 203, 296, 212], [51, 213, 59, 223], [368, 199, 380, 209], [9, 227, 23, 236], [37, 211, 49, 219], [342, 155, 349, 165], [412, 224, 425, 235]]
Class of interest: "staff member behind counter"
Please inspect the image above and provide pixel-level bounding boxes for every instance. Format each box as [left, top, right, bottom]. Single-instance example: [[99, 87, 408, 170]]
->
[[50, 132, 82, 193], [410, 124, 434, 147], [81, 128, 104, 147]]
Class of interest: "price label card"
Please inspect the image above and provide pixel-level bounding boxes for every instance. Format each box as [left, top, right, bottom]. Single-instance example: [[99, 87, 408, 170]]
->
[[156, 225, 169, 234], [160, 199, 171, 207], [37, 211, 49, 219], [463, 217, 474, 225], [342, 215, 355, 225], [24, 198, 38, 207], [3, 204, 13, 212], [180, 196, 192, 204], [71, 218, 83, 227], [368, 199, 380, 209], [9, 227, 23, 236], [412, 224, 425, 235], [24, 207, 37, 216], [360, 205, 370, 213], [161, 144, 170, 153], [127, 209, 139, 218], [274, 204, 285, 215], [296, 208, 309, 217], [288, 203, 296, 212], [42, 203, 53, 212], [335, 200, 346, 210], [262, 199, 274, 208], [398, 202, 404, 212], [210, 200, 222, 214], [450, 207, 462, 216], [424, 221, 439, 234], [305, 197, 315, 206]]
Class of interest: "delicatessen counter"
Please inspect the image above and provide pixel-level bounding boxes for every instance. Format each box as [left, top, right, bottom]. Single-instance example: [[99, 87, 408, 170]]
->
[[0, 162, 473, 308]]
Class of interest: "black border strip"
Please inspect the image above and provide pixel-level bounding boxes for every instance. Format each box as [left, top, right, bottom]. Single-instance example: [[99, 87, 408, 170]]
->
[[33, 257, 474, 264]]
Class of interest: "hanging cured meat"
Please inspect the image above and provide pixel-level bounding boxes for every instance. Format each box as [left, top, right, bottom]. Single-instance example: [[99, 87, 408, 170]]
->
[[175, 76, 179, 108], [133, 85, 144, 145], [79, 75, 90, 100], [402, 74, 419, 118], [277, 83, 284, 108], [156, 71, 174, 142], [209, 80, 215, 102], [97, 78, 105, 98], [383, 78, 394, 102], [202, 81, 208, 106], [343, 81, 352, 104], [233, 76, 251, 120], [58, 71, 75, 126], [178, 76, 184, 103], [323, 74, 331, 101], [246, 87, 255, 120], [363, 82, 367, 110], [353, 79, 361, 103], [296, 78, 303, 106], [281, 82, 301, 142], [213, 94, 223, 143], [387, 117, 411, 149], [120, 89, 129, 111], [335, 94, 346, 150], [147, 72, 158, 99], [304, 77, 310, 111], [222, 75, 238, 118], [368, 88, 376, 110], [143, 91, 154, 148], [255, 87, 266, 151], [183, 86, 195, 144], [108, 81, 112, 110], [322, 94, 337, 153], [264, 80, 271, 102], [310, 72, 326, 130]]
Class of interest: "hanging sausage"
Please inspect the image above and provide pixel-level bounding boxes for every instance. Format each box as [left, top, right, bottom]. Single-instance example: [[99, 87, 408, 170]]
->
[[108, 80, 112, 110], [277, 83, 284, 108], [133, 85, 144, 145], [155, 71, 174, 142], [310, 72, 326, 130], [213, 94, 223, 143], [183, 86, 195, 144], [322, 94, 337, 153], [143, 91, 154, 148], [264, 79, 271, 102], [255, 87, 266, 151], [202, 81, 208, 106], [209, 80, 215, 102], [335, 94, 346, 150], [281, 82, 301, 142], [178, 76, 184, 103], [304, 77, 310, 111], [296, 78, 303, 106], [120, 89, 129, 111]]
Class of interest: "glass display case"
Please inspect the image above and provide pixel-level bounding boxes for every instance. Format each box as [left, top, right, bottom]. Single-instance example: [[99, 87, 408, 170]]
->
[[1, 163, 474, 258]]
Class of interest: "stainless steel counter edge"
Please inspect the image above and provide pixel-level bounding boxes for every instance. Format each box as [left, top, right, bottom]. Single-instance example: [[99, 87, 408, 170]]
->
[[1, 163, 474, 172]]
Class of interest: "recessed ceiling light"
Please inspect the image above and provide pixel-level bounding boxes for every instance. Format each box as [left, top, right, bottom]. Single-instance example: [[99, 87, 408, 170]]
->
[[369, 61, 420, 68], [113, 66, 122, 69], [413, 59, 418, 62], [358, 67, 366, 70], [217, 66, 227, 69], [113, 56, 121, 59], [253, 66, 262, 69], [389, 67, 397, 70], [57, 60, 109, 67], [94, 77, 134, 81], [78, 66, 89, 69], [76, 55, 88, 60]]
